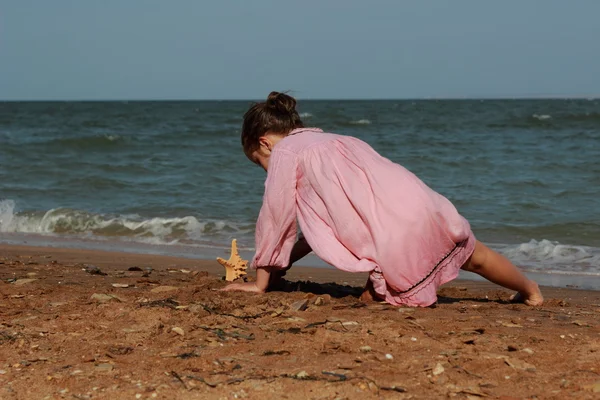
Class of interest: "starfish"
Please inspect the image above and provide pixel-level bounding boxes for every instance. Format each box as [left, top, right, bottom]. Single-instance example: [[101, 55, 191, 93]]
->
[[217, 239, 248, 282]]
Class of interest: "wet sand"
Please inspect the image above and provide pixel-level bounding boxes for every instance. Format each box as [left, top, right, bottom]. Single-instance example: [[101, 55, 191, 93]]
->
[[1, 244, 599, 399]]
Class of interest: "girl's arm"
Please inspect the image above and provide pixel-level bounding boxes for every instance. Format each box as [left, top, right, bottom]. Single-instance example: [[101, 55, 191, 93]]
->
[[221, 267, 272, 293], [223, 149, 300, 294], [223, 238, 313, 293], [268, 236, 312, 287]]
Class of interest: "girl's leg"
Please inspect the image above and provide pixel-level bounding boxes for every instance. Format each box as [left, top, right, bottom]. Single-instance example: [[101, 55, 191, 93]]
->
[[359, 278, 382, 302], [461, 240, 544, 306]]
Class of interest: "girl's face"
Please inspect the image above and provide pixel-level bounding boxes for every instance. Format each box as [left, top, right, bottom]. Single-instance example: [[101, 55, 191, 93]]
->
[[250, 147, 270, 171], [249, 133, 285, 172]]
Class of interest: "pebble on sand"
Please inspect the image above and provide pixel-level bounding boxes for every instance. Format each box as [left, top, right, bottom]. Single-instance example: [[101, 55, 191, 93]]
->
[[432, 363, 445, 376], [94, 363, 114, 372], [13, 278, 37, 286], [171, 327, 185, 336], [150, 286, 178, 293], [289, 299, 309, 312], [90, 293, 120, 303]]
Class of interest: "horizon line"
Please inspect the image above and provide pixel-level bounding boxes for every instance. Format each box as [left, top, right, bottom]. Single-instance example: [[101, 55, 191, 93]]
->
[[1, 95, 598, 102]]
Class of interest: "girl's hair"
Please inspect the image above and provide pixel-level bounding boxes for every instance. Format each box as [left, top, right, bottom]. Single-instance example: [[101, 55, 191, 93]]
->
[[241, 91, 304, 158]]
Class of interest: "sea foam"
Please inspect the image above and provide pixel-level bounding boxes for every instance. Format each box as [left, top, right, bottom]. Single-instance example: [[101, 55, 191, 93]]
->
[[532, 114, 552, 120], [350, 119, 372, 125], [0, 199, 248, 245], [497, 239, 600, 274]]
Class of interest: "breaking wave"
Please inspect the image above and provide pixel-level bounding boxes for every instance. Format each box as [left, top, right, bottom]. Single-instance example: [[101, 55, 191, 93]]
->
[[0, 200, 251, 246], [495, 239, 600, 274]]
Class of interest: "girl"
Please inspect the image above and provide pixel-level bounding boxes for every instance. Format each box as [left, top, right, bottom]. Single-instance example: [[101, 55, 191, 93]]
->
[[223, 92, 543, 307]]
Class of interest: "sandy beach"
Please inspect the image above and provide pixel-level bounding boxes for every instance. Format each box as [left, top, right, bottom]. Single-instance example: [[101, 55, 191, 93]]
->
[[1, 244, 599, 400]]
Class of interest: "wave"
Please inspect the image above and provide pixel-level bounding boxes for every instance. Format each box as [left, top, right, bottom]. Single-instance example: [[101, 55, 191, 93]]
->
[[2, 200, 599, 274], [531, 111, 600, 124], [495, 239, 600, 273], [299, 112, 313, 118], [489, 111, 600, 129], [532, 114, 552, 121], [0, 200, 251, 246], [349, 119, 371, 125], [561, 112, 600, 122], [25, 134, 127, 149]]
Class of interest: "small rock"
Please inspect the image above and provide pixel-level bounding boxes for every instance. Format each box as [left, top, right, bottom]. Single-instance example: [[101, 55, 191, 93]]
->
[[296, 370, 309, 379], [26, 272, 37, 277], [91, 293, 118, 303], [128, 266, 143, 271], [504, 357, 536, 372], [111, 283, 129, 288], [188, 304, 210, 317], [411, 337, 417, 341], [507, 345, 518, 352], [522, 348, 534, 355], [368, 382, 378, 393], [359, 346, 372, 353], [342, 321, 359, 327], [94, 363, 114, 372], [499, 321, 523, 328], [289, 299, 309, 312], [314, 295, 331, 306], [135, 394, 142, 399], [180, 269, 191, 274], [150, 286, 178, 293], [432, 363, 445, 376], [171, 327, 185, 336], [13, 278, 37, 286], [385, 353, 394, 360], [84, 265, 107, 276], [0, 370, 6, 375]]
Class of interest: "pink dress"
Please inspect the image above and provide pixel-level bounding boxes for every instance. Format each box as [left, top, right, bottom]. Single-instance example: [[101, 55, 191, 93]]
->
[[252, 128, 476, 307]]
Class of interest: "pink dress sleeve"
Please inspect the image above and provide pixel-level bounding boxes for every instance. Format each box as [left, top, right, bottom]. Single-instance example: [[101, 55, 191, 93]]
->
[[251, 149, 298, 270]]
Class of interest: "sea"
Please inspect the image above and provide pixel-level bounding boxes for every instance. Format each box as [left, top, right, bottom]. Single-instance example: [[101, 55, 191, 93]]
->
[[1, 99, 599, 288]]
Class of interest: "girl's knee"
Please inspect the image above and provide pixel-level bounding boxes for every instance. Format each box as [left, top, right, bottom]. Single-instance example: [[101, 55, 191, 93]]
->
[[461, 240, 489, 272]]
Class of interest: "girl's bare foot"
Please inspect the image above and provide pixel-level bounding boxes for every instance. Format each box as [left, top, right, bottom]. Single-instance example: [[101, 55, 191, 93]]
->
[[359, 279, 381, 303], [509, 281, 544, 306]]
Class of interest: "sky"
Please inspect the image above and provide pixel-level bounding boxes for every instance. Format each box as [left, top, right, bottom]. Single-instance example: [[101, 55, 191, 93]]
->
[[1, 1, 599, 100]]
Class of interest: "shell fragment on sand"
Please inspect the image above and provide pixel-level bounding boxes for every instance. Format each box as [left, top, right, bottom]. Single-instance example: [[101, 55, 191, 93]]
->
[[217, 239, 248, 282]]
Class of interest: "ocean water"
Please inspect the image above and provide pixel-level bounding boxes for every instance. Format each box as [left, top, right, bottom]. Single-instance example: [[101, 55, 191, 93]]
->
[[1, 99, 599, 280]]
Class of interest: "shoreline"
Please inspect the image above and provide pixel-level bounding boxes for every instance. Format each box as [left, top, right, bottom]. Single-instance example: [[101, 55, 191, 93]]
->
[[1, 237, 599, 292]]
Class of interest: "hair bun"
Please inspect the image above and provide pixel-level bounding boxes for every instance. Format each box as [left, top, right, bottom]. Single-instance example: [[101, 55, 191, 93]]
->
[[266, 91, 297, 114]]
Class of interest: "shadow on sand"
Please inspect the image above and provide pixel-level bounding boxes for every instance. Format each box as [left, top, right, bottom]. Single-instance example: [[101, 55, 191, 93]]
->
[[269, 279, 507, 305]]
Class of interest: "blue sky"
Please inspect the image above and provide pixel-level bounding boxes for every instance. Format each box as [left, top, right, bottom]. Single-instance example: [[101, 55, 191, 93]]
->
[[1, 1, 599, 100]]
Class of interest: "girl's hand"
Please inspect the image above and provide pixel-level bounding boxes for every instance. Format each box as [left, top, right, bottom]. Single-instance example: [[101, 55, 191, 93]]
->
[[221, 282, 265, 293]]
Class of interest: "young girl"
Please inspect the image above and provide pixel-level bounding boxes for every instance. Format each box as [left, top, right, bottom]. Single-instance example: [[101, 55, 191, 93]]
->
[[223, 92, 543, 307]]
